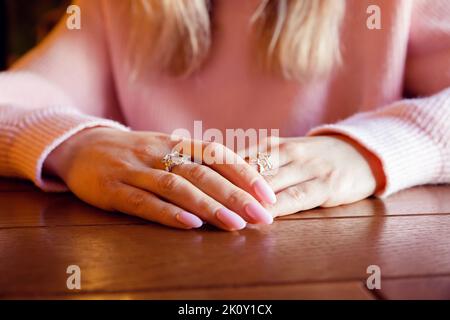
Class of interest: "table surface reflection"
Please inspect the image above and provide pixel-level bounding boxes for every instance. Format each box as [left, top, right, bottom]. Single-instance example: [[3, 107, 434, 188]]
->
[[0, 178, 449, 300]]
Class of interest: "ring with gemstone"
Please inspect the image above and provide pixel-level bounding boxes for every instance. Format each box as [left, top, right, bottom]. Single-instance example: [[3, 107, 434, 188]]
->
[[161, 151, 190, 172], [248, 152, 273, 174]]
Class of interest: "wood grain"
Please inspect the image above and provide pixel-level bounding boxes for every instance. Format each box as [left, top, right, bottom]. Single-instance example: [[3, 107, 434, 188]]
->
[[280, 186, 450, 220], [1, 182, 449, 228], [1, 215, 450, 297], [0, 192, 144, 228], [1, 179, 449, 299]]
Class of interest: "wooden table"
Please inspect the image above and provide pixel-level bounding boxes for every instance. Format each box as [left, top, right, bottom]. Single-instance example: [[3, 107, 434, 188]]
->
[[1, 178, 449, 300]]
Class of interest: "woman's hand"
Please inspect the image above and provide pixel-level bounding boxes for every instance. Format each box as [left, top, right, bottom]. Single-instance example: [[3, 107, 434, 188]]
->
[[256, 135, 385, 217], [44, 128, 276, 231]]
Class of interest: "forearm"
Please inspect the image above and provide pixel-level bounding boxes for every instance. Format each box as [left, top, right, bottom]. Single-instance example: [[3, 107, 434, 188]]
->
[[309, 87, 450, 196], [0, 102, 128, 191], [0, 0, 128, 190]]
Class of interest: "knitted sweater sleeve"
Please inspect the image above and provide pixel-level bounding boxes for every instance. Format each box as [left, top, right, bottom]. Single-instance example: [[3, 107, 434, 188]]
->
[[309, 0, 450, 196], [0, 0, 128, 191]]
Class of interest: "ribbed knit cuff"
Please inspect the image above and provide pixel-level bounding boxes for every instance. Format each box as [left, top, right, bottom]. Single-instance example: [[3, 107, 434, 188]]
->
[[308, 113, 444, 197], [7, 107, 129, 191]]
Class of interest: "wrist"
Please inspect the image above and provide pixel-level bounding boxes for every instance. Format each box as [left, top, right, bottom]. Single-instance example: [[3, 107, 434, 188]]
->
[[327, 134, 386, 194], [43, 127, 115, 180]]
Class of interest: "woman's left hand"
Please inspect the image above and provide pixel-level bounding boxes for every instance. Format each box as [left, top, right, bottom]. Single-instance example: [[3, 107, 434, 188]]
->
[[255, 135, 384, 217]]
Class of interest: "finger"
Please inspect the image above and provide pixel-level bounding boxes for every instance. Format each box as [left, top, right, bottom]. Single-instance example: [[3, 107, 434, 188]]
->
[[265, 179, 330, 217], [123, 168, 247, 231], [111, 183, 204, 230], [242, 137, 290, 169], [152, 139, 276, 205], [263, 161, 317, 193], [202, 141, 277, 205], [172, 162, 273, 224]]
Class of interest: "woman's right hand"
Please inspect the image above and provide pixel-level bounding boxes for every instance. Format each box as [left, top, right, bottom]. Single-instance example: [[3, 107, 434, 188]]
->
[[44, 127, 276, 231]]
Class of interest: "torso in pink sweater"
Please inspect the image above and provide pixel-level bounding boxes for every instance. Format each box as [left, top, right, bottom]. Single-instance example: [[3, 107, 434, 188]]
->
[[0, 0, 449, 196]]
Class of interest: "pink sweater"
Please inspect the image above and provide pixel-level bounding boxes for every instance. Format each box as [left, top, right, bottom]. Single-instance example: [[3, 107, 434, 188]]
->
[[0, 0, 449, 196]]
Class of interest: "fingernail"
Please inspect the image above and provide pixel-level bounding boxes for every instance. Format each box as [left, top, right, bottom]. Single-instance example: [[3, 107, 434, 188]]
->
[[216, 208, 247, 230], [253, 179, 277, 205], [176, 212, 203, 229], [245, 202, 273, 224]]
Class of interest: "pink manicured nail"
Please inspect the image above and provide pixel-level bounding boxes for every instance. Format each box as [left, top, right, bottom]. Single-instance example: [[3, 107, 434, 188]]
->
[[216, 208, 247, 230], [245, 202, 273, 224], [176, 212, 203, 228], [253, 179, 277, 205]]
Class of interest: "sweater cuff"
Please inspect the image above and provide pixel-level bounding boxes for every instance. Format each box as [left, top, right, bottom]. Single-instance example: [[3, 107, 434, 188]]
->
[[8, 107, 129, 192], [308, 114, 443, 197]]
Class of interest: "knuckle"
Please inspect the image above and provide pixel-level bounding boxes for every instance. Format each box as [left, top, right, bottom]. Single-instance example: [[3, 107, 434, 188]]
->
[[97, 175, 115, 190], [287, 186, 306, 202], [188, 165, 208, 183], [158, 173, 181, 192], [197, 198, 215, 215], [227, 189, 246, 207], [237, 164, 253, 179], [143, 143, 157, 156], [127, 191, 147, 211], [158, 206, 175, 222], [136, 143, 156, 159], [100, 186, 121, 211], [236, 165, 246, 177], [313, 161, 334, 181], [113, 159, 133, 171]]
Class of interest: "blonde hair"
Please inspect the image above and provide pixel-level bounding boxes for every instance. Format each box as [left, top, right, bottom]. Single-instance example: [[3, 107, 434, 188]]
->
[[128, 0, 346, 81]]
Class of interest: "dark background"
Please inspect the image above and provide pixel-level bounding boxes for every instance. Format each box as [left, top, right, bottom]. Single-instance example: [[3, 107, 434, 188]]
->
[[0, 0, 69, 70]]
